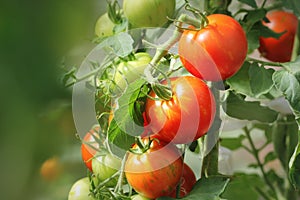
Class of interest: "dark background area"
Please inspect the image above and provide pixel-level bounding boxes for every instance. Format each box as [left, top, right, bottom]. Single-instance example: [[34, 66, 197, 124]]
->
[[0, 1, 106, 199]]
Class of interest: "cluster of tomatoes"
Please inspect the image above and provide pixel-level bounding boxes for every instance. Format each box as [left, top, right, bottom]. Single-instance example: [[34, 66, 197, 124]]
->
[[67, 0, 298, 199]]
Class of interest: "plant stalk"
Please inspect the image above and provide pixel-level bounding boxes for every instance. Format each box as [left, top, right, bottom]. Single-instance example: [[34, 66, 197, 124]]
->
[[243, 126, 278, 200], [201, 83, 221, 177]]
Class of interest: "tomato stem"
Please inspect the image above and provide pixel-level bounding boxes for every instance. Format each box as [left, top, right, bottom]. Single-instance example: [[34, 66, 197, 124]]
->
[[201, 82, 221, 177], [243, 126, 279, 200]]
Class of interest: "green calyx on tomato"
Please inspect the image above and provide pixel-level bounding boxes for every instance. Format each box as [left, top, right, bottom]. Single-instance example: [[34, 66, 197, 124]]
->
[[113, 52, 152, 94], [178, 14, 248, 81], [125, 137, 183, 199], [258, 10, 298, 62], [145, 76, 216, 144], [169, 163, 197, 198], [123, 0, 175, 28], [92, 153, 122, 187], [68, 177, 95, 200]]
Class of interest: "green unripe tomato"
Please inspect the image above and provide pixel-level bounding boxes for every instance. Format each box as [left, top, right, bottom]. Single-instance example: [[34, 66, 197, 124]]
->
[[91, 153, 121, 187], [131, 194, 151, 200], [68, 177, 94, 200], [123, 0, 175, 28], [94, 13, 115, 37], [113, 52, 152, 93]]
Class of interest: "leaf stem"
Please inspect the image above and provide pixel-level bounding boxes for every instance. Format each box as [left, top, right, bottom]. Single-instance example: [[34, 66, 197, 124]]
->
[[243, 126, 278, 199]]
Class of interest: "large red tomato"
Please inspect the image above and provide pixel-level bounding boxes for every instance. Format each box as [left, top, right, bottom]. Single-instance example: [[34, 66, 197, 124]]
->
[[258, 10, 298, 62], [125, 138, 183, 199], [145, 76, 216, 144], [169, 163, 197, 198], [178, 14, 248, 81], [81, 126, 100, 171]]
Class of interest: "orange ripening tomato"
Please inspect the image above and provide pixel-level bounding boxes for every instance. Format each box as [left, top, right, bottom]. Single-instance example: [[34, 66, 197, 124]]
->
[[81, 126, 100, 171], [125, 138, 183, 199]]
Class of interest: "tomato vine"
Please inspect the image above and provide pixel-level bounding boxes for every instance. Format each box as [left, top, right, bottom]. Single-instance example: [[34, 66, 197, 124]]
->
[[65, 0, 300, 199]]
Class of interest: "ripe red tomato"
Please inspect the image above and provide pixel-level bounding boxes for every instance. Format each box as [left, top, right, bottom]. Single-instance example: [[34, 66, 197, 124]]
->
[[145, 76, 216, 144], [178, 14, 248, 81], [125, 138, 183, 199], [169, 163, 197, 198], [258, 10, 298, 62], [81, 126, 100, 171]]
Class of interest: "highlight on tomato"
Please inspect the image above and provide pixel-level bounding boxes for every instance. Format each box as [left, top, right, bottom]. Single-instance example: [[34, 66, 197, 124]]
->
[[258, 10, 298, 62], [145, 76, 216, 144], [178, 14, 248, 81], [81, 126, 100, 171], [68, 177, 95, 200], [124, 137, 183, 199]]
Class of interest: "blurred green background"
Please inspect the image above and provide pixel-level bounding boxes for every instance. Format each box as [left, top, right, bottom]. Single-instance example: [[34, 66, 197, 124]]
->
[[0, 1, 106, 199]]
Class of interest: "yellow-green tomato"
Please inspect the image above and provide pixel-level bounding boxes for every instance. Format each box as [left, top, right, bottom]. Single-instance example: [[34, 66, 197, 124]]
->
[[68, 177, 94, 200], [91, 154, 121, 187], [113, 52, 152, 93], [94, 13, 115, 37], [131, 194, 151, 200], [123, 0, 175, 28]]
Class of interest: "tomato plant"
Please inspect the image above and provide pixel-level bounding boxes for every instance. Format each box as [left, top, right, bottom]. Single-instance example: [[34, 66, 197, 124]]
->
[[125, 138, 183, 199], [65, 0, 300, 200], [68, 177, 94, 200], [81, 126, 100, 172], [169, 163, 197, 198], [92, 153, 121, 187], [123, 0, 175, 28], [178, 14, 248, 81], [145, 76, 216, 144], [258, 10, 298, 62]]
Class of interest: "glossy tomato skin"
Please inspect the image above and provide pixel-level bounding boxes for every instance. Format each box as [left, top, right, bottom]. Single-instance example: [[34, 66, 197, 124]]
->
[[94, 13, 115, 38], [113, 52, 152, 93], [125, 138, 183, 199], [123, 0, 175, 28], [258, 10, 298, 62], [68, 177, 94, 200], [81, 126, 100, 171], [178, 14, 248, 81], [169, 163, 197, 198], [145, 76, 216, 144], [92, 153, 121, 187]]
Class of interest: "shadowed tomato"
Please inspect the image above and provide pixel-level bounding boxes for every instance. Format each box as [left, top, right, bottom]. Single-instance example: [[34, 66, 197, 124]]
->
[[178, 14, 248, 81], [123, 0, 175, 28], [81, 126, 100, 171], [145, 76, 216, 144], [125, 138, 183, 199], [258, 10, 298, 62], [170, 163, 197, 198]]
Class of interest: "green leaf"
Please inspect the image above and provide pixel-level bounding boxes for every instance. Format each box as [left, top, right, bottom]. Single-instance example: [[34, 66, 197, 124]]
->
[[221, 173, 265, 200], [264, 152, 277, 164], [97, 32, 134, 58], [282, 0, 300, 16], [107, 118, 135, 157], [108, 79, 148, 156], [273, 59, 300, 125], [249, 62, 275, 97], [221, 135, 246, 151], [223, 91, 278, 123], [289, 140, 300, 189], [226, 62, 252, 96], [238, 0, 257, 8], [158, 176, 229, 200]]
